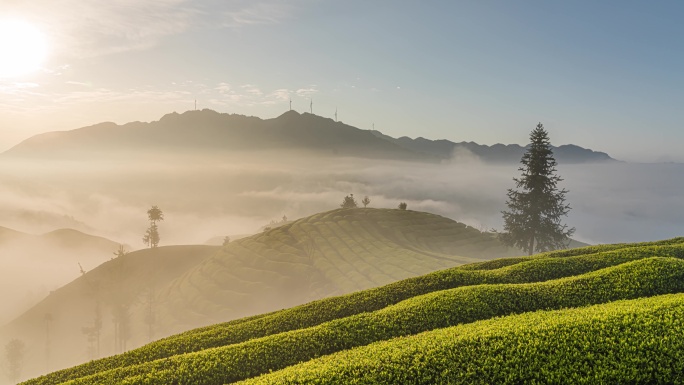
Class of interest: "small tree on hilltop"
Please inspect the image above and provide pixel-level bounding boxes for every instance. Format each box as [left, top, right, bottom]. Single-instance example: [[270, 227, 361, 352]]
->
[[340, 194, 358, 209], [500, 123, 574, 255], [222, 236, 231, 246], [143, 206, 164, 248], [361, 196, 371, 208], [398, 202, 407, 210]]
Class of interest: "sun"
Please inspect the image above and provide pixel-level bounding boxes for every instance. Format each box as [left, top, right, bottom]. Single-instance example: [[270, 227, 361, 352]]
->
[[0, 20, 48, 78]]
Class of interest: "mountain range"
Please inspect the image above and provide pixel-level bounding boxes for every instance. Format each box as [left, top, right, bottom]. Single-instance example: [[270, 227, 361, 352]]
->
[[3, 109, 615, 163]]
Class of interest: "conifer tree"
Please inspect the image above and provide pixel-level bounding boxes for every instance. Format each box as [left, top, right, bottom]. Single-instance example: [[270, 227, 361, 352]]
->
[[500, 123, 574, 255], [340, 194, 358, 209]]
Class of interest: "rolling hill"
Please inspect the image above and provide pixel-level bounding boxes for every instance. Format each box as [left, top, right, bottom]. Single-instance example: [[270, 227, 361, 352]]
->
[[4, 208, 516, 382], [20, 237, 684, 385], [152, 208, 516, 334], [2, 109, 614, 163], [0, 227, 124, 326], [1, 245, 220, 379]]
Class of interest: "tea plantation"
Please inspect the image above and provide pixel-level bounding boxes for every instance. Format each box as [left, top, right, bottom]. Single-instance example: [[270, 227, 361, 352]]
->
[[21, 235, 684, 385]]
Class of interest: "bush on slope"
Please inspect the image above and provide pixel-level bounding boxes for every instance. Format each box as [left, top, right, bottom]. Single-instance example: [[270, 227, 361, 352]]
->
[[461, 236, 684, 270], [56, 257, 684, 385]]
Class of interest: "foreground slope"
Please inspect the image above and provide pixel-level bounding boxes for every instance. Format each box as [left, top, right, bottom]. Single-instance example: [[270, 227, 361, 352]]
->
[[154, 208, 515, 333], [241, 293, 684, 385], [22, 237, 684, 385]]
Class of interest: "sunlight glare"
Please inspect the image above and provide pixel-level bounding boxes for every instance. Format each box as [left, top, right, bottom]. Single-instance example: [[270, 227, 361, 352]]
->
[[0, 20, 48, 78]]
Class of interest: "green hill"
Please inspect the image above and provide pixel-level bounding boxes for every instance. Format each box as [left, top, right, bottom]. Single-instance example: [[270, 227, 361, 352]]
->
[[6, 208, 515, 382], [21, 236, 684, 385], [153, 208, 516, 334]]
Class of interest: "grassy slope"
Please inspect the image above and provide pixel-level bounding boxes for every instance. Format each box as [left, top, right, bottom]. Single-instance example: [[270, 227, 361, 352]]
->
[[154, 208, 516, 333], [56, 258, 684, 385], [240, 293, 684, 385], [22, 237, 684, 385]]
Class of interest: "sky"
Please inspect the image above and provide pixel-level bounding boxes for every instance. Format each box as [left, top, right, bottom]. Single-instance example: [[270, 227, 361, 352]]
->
[[0, 0, 683, 162]]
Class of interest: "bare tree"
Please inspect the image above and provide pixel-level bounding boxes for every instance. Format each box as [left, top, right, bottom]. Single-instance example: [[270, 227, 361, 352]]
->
[[361, 196, 371, 208], [78, 263, 102, 360], [109, 245, 132, 353], [44, 313, 53, 372], [4, 339, 25, 384], [143, 285, 157, 343]]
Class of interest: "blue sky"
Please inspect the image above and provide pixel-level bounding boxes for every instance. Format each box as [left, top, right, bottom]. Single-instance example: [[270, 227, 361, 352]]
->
[[1, 0, 683, 162]]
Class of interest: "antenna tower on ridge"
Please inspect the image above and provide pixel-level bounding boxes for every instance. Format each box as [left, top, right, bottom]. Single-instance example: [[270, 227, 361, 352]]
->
[[289, 98, 292, 111], [310, 99, 313, 114], [335, 108, 338, 122]]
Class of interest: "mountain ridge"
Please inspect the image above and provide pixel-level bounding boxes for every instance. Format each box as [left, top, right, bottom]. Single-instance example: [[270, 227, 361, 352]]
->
[[3, 109, 616, 163], [371, 130, 616, 163]]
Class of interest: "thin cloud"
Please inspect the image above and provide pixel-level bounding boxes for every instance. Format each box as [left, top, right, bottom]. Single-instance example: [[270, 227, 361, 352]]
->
[[65, 81, 93, 87], [1, 0, 306, 59], [269, 89, 291, 101], [215, 83, 232, 93], [296, 86, 318, 97], [241, 84, 264, 96], [219, 1, 300, 27]]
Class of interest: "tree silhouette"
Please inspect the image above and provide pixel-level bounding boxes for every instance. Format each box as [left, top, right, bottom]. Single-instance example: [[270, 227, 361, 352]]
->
[[398, 202, 407, 210], [143, 206, 164, 248], [340, 194, 358, 209], [361, 196, 371, 208], [110, 245, 132, 353], [4, 339, 25, 383], [44, 313, 53, 372], [500, 123, 574, 255], [142, 283, 157, 343]]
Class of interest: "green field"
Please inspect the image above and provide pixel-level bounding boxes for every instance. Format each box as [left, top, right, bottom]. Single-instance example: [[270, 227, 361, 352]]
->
[[21, 234, 684, 385]]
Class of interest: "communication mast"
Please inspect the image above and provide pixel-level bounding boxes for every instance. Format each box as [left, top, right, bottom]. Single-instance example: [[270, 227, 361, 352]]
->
[[310, 99, 313, 114], [335, 108, 338, 122]]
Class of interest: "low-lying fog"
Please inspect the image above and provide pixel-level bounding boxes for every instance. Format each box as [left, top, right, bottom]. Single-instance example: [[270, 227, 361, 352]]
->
[[0, 152, 681, 325]]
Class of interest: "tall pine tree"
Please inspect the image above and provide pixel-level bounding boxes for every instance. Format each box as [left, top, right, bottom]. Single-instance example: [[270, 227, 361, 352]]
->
[[500, 123, 574, 255]]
